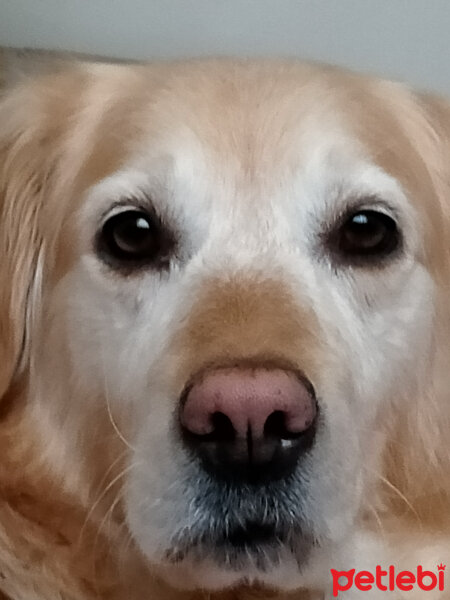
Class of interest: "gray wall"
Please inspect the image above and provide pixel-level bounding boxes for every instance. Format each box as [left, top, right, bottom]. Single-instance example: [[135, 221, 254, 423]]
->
[[0, 0, 449, 94]]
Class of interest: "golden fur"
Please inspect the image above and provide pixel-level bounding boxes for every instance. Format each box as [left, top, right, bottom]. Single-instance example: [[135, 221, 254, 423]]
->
[[0, 52, 449, 599]]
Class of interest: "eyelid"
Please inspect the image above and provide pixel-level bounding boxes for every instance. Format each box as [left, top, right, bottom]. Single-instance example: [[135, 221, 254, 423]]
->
[[325, 197, 401, 239], [99, 200, 153, 226], [339, 197, 399, 222], [318, 198, 403, 268]]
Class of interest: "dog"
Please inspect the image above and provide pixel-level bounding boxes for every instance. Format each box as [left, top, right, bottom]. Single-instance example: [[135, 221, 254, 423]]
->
[[0, 55, 449, 600]]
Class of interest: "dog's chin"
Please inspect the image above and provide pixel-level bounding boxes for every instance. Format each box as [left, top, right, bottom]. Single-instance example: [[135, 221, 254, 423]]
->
[[155, 548, 311, 593], [153, 532, 314, 592], [128, 466, 318, 592]]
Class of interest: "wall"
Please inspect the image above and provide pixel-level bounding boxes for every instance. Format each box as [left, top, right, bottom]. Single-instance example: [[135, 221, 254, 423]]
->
[[0, 0, 448, 94]]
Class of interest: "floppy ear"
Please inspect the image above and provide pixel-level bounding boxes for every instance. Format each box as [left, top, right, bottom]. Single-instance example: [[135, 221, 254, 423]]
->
[[0, 83, 53, 400], [424, 92, 450, 135], [381, 92, 450, 526], [0, 63, 135, 401], [421, 92, 450, 189]]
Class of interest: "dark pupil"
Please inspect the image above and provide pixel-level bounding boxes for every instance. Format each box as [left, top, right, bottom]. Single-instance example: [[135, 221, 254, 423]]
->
[[108, 212, 155, 257], [342, 211, 395, 254]]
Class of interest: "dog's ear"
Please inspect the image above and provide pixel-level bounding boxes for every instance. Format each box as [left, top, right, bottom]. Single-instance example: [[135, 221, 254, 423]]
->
[[424, 92, 450, 135], [421, 92, 450, 189], [381, 91, 450, 527], [0, 77, 63, 400], [0, 63, 135, 401]]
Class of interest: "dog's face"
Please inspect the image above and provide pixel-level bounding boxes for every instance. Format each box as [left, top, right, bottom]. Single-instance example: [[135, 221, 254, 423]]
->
[[1, 61, 449, 594]]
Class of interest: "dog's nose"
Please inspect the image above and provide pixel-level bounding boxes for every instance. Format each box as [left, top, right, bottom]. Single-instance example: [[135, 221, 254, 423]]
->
[[180, 367, 317, 483]]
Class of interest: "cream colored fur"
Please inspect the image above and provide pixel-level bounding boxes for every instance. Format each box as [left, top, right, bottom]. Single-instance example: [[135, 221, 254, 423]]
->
[[0, 51, 449, 599]]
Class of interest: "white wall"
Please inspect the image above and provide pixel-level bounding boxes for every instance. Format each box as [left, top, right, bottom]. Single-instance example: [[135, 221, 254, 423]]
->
[[0, 0, 449, 94]]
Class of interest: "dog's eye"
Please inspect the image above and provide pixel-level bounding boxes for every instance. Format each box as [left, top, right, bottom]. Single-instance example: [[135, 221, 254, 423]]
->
[[98, 210, 173, 268], [331, 210, 400, 262]]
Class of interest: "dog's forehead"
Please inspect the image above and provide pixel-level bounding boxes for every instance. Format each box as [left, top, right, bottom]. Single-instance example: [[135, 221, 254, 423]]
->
[[128, 67, 357, 187], [73, 61, 419, 200], [60, 64, 367, 278], [54, 61, 441, 279]]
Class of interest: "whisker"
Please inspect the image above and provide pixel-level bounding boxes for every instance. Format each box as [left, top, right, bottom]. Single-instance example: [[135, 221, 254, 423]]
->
[[92, 448, 129, 501], [367, 502, 387, 540], [363, 465, 423, 527], [77, 461, 139, 548], [93, 487, 126, 566], [99, 343, 136, 451]]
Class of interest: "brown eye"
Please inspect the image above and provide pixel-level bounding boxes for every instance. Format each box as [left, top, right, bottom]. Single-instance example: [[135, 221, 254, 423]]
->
[[98, 210, 174, 268], [334, 210, 400, 261]]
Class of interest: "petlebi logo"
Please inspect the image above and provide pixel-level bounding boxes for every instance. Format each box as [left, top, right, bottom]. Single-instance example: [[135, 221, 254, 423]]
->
[[330, 564, 446, 597]]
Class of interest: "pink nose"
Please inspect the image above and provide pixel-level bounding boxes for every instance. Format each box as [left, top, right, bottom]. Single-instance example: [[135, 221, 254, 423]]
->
[[180, 367, 317, 483], [181, 367, 316, 440]]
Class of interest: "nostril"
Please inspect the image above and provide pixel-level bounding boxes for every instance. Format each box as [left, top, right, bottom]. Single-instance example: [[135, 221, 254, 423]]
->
[[264, 408, 315, 439], [264, 410, 290, 439], [210, 412, 235, 441], [179, 366, 318, 484], [181, 410, 236, 442]]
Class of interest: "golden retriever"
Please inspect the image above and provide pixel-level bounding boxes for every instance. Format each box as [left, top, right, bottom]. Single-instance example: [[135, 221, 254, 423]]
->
[[0, 55, 449, 600]]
